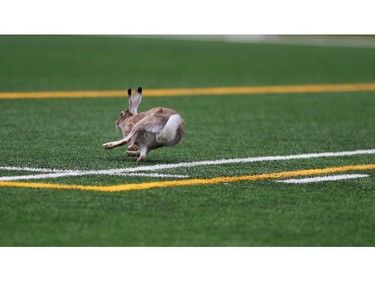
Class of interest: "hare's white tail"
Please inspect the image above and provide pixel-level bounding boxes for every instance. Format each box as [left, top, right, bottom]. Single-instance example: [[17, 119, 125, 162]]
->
[[156, 114, 184, 146]]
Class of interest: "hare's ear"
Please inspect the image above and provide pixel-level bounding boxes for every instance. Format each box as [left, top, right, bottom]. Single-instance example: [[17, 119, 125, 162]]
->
[[127, 88, 133, 111], [129, 87, 142, 115]]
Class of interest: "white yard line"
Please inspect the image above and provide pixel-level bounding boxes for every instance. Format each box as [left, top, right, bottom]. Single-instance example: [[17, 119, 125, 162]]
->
[[0, 148, 375, 181], [276, 174, 370, 184]]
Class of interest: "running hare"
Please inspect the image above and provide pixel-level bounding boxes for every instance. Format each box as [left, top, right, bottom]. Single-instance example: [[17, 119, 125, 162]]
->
[[103, 87, 185, 161]]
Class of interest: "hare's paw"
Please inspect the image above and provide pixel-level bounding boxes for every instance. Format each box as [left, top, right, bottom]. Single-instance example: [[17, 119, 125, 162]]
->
[[102, 142, 115, 150], [126, 150, 140, 157], [127, 144, 138, 151], [136, 155, 146, 162]]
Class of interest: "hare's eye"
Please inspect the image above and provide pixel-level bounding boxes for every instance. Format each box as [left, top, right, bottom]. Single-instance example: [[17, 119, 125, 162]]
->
[[120, 111, 125, 117]]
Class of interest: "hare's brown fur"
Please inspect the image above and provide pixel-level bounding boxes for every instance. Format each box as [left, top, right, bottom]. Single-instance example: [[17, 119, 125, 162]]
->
[[103, 88, 185, 162]]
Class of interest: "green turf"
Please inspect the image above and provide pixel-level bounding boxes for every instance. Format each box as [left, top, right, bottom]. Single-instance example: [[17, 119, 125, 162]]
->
[[1, 36, 375, 246], [1, 35, 375, 91]]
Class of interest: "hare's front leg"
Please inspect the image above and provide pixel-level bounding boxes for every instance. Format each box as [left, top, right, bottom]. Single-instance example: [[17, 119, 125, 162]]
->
[[127, 136, 138, 151], [125, 131, 141, 151], [136, 145, 148, 162], [102, 138, 128, 150], [126, 144, 139, 157]]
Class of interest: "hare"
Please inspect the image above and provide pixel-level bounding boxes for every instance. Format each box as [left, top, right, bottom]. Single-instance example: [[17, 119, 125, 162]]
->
[[102, 87, 185, 162]]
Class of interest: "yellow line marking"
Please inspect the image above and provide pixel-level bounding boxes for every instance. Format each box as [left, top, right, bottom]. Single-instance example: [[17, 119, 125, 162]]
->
[[0, 164, 374, 192], [1, 83, 375, 99]]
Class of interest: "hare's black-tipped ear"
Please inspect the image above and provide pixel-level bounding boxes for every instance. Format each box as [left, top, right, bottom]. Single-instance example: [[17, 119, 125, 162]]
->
[[127, 88, 133, 111], [128, 87, 142, 115]]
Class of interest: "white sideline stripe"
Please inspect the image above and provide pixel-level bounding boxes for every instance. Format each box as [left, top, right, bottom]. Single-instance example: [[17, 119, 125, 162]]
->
[[0, 172, 95, 181], [121, 173, 189, 178], [0, 148, 375, 181], [0, 172, 189, 181], [0, 166, 70, 173], [107, 148, 375, 174], [276, 174, 370, 184], [0, 166, 188, 179], [126, 173, 189, 178]]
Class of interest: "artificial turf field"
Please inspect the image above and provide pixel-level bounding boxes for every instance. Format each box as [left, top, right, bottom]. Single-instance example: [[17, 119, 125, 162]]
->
[[0, 35, 375, 246]]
